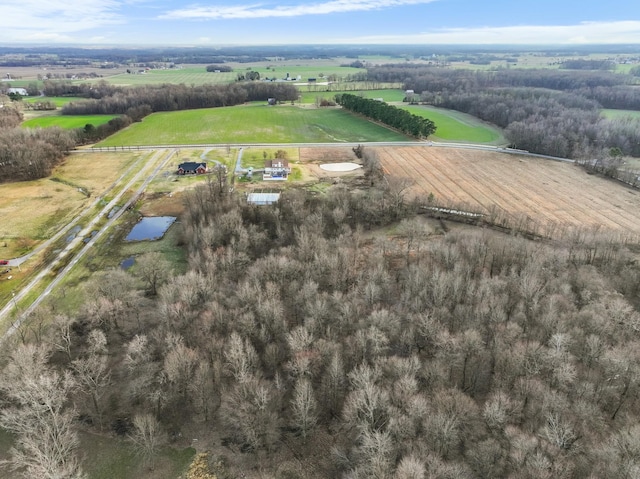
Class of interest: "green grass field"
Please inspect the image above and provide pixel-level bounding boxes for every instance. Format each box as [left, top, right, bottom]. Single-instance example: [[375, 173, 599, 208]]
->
[[93, 64, 363, 86], [601, 108, 640, 119], [400, 105, 506, 144], [23, 96, 85, 107], [21, 114, 119, 129], [299, 89, 406, 104], [97, 104, 411, 146]]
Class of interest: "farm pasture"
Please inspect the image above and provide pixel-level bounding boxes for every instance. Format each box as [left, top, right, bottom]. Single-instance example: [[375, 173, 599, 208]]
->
[[400, 105, 506, 145], [22, 114, 119, 129], [299, 89, 407, 103], [87, 63, 363, 86], [378, 146, 640, 237], [23, 96, 85, 107], [97, 104, 411, 146]]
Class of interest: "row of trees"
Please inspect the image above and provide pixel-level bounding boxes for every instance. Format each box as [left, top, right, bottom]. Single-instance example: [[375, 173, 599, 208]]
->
[[367, 65, 630, 91], [61, 82, 299, 117], [336, 93, 436, 139], [205, 64, 233, 72], [5, 169, 640, 477]]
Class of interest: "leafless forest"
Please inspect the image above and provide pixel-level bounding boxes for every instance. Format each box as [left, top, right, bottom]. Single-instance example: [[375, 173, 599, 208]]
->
[[4, 161, 640, 478]]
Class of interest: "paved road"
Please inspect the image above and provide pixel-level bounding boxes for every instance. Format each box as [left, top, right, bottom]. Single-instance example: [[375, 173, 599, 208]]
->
[[0, 149, 176, 344], [87, 141, 575, 164]]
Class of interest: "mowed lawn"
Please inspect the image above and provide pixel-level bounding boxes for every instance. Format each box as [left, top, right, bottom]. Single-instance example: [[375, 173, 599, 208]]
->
[[401, 105, 506, 145], [97, 104, 412, 146], [22, 114, 120, 129]]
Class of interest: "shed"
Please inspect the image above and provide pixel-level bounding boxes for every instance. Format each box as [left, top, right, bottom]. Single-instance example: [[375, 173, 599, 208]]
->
[[247, 193, 281, 205]]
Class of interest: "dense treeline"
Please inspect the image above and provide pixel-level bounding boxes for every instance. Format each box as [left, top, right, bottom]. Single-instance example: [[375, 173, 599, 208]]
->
[[0, 96, 78, 183], [61, 82, 299, 116], [5, 172, 640, 477], [0, 127, 77, 183], [336, 93, 436, 138], [206, 64, 234, 72], [367, 65, 640, 159], [367, 65, 629, 91], [42, 79, 122, 99], [560, 59, 616, 70], [0, 90, 129, 183]]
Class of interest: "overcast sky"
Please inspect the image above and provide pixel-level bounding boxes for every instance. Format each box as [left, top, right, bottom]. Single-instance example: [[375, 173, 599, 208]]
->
[[2, 0, 640, 46]]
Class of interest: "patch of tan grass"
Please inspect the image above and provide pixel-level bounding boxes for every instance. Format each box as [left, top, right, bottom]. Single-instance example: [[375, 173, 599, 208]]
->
[[55, 152, 141, 194], [0, 152, 140, 258]]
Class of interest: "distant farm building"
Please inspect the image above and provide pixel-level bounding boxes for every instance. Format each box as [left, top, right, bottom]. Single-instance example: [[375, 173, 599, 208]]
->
[[177, 162, 207, 175], [7, 87, 28, 96], [263, 159, 291, 180], [247, 192, 281, 205]]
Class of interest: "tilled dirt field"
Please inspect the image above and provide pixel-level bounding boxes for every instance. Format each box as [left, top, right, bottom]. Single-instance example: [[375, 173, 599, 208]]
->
[[377, 146, 640, 236]]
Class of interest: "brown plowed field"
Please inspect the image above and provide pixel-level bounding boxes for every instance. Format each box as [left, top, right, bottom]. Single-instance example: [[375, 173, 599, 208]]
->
[[377, 146, 640, 236]]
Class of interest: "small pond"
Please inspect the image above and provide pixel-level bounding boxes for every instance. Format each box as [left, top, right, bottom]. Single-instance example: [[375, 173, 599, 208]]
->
[[120, 256, 135, 270], [125, 216, 176, 242]]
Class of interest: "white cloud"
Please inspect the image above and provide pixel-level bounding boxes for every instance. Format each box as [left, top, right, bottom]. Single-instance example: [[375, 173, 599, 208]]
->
[[345, 21, 640, 44], [160, 0, 436, 20], [0, 0, 123, 42]]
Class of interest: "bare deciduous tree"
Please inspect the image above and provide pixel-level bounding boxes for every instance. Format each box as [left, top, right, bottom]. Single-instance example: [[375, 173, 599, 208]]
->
[[394, 454, 426, 479], [72, 352, 111, 426], [291, 378, 318, 442], [129, 413, 165, 466], [0, 344, 84, 479], [224, 331, 259, 383], [133, 252, 172, 296]]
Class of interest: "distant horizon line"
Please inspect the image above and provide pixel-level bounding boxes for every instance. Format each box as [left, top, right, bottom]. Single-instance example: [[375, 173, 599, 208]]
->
[[1, 42, 640, 51]]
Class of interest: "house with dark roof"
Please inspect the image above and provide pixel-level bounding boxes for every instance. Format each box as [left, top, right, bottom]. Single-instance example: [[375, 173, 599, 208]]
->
[[177, 162, 207, 175]]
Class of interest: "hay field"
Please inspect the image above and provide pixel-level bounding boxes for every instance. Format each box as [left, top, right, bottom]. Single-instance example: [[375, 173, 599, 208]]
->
[[378, 146, 640, 236]]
